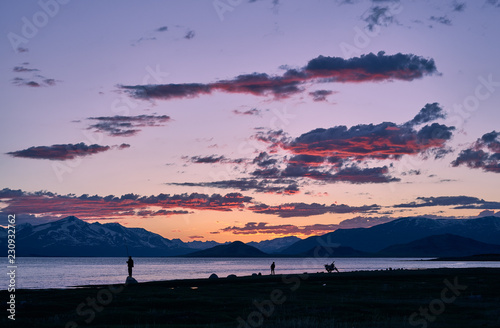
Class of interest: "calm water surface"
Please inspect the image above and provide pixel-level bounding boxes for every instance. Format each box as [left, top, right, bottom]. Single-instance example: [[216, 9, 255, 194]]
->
[[8, 257, 500, 289]]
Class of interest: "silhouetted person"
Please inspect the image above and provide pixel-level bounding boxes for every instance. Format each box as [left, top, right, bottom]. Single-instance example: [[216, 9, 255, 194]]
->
[[127, 256, 134, 277], [270, 261, 275, 275]]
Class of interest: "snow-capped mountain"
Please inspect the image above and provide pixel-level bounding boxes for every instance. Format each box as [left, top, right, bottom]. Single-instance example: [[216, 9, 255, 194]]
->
[[0, 216, 300, 257], [10, 216, 194, 256], [247, 236, 302, 254]]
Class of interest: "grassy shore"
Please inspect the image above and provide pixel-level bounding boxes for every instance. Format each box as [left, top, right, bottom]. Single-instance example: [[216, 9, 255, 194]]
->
[[2, 268, 500, 328]]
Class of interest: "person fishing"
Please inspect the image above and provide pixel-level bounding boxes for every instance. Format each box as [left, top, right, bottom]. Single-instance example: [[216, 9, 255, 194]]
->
[[127, 256, 134, 277]]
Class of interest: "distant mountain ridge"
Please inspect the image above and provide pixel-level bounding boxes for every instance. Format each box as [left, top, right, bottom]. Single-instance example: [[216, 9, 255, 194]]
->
[[184, 240, 228, 250], [183, 241, 268, 257], [281, 216, 500, 255], [248, 236, 301, 253], [377, 233, 500, 258]]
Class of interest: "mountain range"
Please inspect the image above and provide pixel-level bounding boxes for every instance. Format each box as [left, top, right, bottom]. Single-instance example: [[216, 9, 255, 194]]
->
[[2, 216, 500, 258], [0, 216, 298, 256], [280, 216, 500, 255]]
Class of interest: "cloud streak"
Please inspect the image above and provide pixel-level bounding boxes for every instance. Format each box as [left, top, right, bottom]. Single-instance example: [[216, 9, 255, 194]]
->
[[394, 195, 500, 209], [11, 63, 58, 87], [170, 179, 300, 195], [0, 188, 253, 221], [309, 89, 335, 102], [248, 202, 380, 217], [6, 143, 129, 160], [218, 222, 339, 236], [86, 115, 171, 137], [233, 108, 262, 116], [120, 52, 438, 100]]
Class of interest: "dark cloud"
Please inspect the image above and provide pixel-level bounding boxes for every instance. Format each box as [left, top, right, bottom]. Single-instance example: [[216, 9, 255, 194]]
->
[[5, 143, 128, 160], [184, 30, 195, 39], [253, 152, 278, 167], [233, 108, 262, 116], [121, 83, 212, 100], [281, 115, 454, 161], [133, 25, 196, 46], [11, 78, 39, 87], [44, 78, 56, 86], [86, 115, 171, 137], [169, 179, 299, 195], [253, 129, 291, 150], [0, 188, 253, 221], [288, 154, 327, 167], [12, 77, 56, 87], [304, 51, 437, 82], [309, 89, 335, 102], [401, 169, 421, 176], [136, 209, 191, 217], [185, 155, 246, 164], [452, 1, 466, 12], [485, 0, 500, 8], [363, 6, 397, 31], [406, 103, 446, 127], [246, 104, 453, 185], [180, 104, 447, 190], [13, 66, 39, 73], [11, 64, 58, 87], [394, 195, 500, 209], [311, 165, 401, 183], [120, 52, 438, 100], [218, 222, 339, 236], [417, 123, 455, 144], [451, 131, 500, 173], [430, 15, 452, 26], [249, 202, 380, 218], [189, 155, 225, 164], [265, 164, 400, 184], [172, 104, 451, 194]]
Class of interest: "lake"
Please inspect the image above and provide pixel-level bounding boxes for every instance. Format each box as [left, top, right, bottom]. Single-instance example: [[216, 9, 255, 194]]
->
[[8, 257, 500, 289]]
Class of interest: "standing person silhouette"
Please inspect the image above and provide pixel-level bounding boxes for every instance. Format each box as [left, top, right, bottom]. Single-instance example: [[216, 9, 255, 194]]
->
[[270, 261, 275, 275], [127, 256, 134, 277]]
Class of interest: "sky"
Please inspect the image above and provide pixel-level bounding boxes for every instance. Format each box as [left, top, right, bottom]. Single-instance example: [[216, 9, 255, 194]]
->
[[1, 0, 499, 243]]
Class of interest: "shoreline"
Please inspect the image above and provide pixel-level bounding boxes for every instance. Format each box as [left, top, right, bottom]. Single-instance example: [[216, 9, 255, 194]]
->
[[3, 267, 499, 327], [14, 266, 499, 290]]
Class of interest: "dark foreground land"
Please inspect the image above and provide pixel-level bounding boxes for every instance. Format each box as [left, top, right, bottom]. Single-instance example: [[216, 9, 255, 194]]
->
[[2, 268, 500, 328]]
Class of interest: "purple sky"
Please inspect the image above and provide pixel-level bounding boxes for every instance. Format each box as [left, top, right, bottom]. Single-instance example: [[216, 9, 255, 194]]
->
[[1, 0, 499, 242]]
